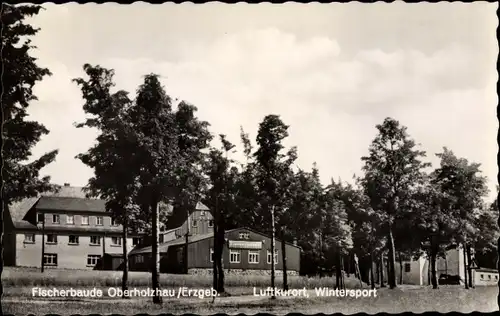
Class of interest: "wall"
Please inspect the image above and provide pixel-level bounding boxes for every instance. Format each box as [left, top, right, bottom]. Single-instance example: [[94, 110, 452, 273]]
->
[[15, 231, 135, 269], [376, 258, 425, 285], [175, 210, 214, 238], [188, 268, 299, 276], [473, 270, 499, 286], [186, 228, 300, 273]]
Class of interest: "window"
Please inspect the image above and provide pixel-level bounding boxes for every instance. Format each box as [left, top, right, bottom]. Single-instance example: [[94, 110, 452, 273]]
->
[[82, 216, 89, 225], [208, 220, 214, 228], [111, 218, 119, 226], [67, 215, 74, 224], [24, 234, 35, 243], [192, 220, 198, 227], [96, 217, 103, 226], [248, 251, 260, 264], [404, 263, 411, 272], [46, 234, 57, 244], [200, 211, 205, 216], [210, 248, 215, 263], [239, 232, 250, 240], [87, 255, 101, 266], [90, 236, 100, 245], [159, 234, 164, 243], [68, 235, 79, 245], [136, 255, 144, 263], [267, 250, 278, 264], [496, 276, 498, 280], [481, 274, 484, 279], [133, 238, 141, 246], [52, 214, 60, 224], [230, 250, 241, 263], [111, 237, 122, 246], [489, 275, 492, 280], [44, 253, 58, 266], [37, 213, 44, 223]]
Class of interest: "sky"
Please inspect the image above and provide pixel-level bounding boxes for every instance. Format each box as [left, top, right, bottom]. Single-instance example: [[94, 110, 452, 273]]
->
[[25, 3, 498, 201]]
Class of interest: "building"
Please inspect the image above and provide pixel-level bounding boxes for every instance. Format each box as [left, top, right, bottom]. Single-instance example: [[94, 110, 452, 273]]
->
[[4, 184, 140, 270], [129, 226, 301, 276], [378, 246, 498, 286], [473, 268, 499, 286], [5, 185, 301, 275]]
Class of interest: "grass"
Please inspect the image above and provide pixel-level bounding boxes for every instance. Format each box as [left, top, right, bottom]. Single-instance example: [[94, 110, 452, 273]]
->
[[3, 286, 498, 315], [2, 266, 364, 289]]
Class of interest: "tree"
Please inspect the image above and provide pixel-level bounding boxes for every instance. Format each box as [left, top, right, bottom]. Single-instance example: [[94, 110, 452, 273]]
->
[[253, 115, 293, 297], [432, 147, 489, 289], [3, 4, 58, 204], [204, 135, 239, 294], [73, 64, 140, 297], [361, 117, 430, 289]]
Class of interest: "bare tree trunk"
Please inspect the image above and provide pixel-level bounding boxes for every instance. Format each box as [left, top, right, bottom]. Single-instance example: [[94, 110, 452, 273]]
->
[[370, 252, 375, 289], [213, 219, 218, 290], [335, 252, 341, 289], [399, 251, 403, 285], [281, 229, 288, 291], [387, 227, 397, 289], [151, 199, 162, 304], [122, 220, 129, 298], [270, 205, 276, 299], [41, 214, 45, 273], [463, 243, 469, 289], [466, 244, 473, 288], [215, 220, 225, 293], [185, 205, 190, 274], [380, 253, 385, 287], [430, 249, 438, 289]]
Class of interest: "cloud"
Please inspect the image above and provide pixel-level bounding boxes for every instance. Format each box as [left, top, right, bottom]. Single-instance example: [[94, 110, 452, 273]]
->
[[26, 26, 497, 200]]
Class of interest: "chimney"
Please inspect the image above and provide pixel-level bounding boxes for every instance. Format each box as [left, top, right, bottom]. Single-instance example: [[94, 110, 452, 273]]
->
[[64, 183, 70, 187]]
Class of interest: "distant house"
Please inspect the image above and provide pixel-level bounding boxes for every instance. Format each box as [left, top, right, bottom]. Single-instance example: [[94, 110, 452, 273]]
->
[[377, 246, 497, 286], [4, 184, 140, 270], [129, 226, 301, 276]]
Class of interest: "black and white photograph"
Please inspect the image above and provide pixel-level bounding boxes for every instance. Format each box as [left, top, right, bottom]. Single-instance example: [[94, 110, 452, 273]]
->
[[2, 2, 498, 315]]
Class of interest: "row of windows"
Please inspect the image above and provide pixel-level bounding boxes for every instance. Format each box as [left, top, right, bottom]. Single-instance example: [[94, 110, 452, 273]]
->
[[24, 234, 124, 246], [479, 274, 499, 280], [43, 253, 102, 267], [37, 213, 119, 226], [191, 219, 214, 228], [210, 249, 278, 264]]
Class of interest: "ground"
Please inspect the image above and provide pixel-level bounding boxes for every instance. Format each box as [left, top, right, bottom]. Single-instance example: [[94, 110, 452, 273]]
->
[[2, 267, 498, 314]]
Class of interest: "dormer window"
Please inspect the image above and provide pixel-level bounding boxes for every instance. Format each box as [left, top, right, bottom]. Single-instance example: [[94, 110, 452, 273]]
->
[[82, 216, 89, 225], [37, 213, 44, 223], [96, 217, 103, 226], [238, 232, 250, 240], [200, 211, 205, 216], [111, 218, 119, 226], [192, 220, 198, 228], [52, 215, 60, 224], [67, 215, 74, 224], [208, 220, 214, 228]]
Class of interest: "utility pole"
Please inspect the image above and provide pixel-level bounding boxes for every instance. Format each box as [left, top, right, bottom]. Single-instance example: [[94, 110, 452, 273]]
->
[[185, 205, 190, 274]]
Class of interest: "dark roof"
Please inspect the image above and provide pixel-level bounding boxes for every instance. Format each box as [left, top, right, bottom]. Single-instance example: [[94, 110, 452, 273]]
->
[[476, 268, 498, 273], [104, 253, 125, 258], [129, 227, 300, 255], [7, 186, 93, 229], [35, 197, 106, 213]]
